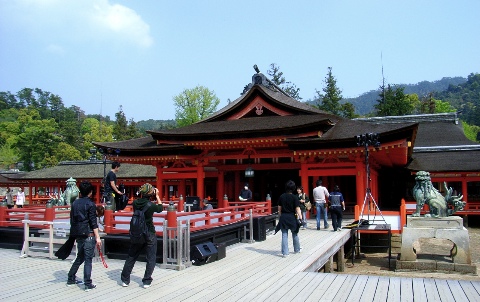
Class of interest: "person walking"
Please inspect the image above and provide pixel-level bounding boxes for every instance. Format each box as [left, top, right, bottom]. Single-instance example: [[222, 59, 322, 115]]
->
[[329, 185, 346, 231], [16, 188, 25, 208], [103, 161, 124, 212], [277, 180, 302, 257], [6, 187, 14, 209], [313, 179, 330, 230], [67, 181, 102, 291], [121, 183, 163, 289], [296, 186, 310, 229]]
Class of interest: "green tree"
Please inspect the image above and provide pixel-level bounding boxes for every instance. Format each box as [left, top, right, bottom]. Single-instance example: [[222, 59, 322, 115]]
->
[[11, 108, 61, 170], [340, 103, 357, 119], [174, 86, 220, 127], [82, 118, 114, 158], [267, 63, 302, 100], [43, 142, 82, 167], [315, 67, 343, 115], [462, 121, 480, 142], [113, 106, 129, 141], [375, 84, 414, 116], [0, 142, 19, 170], [127, 118, 143, 139]]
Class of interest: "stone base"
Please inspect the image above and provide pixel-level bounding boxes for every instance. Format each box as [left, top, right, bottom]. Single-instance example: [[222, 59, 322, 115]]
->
[[400, 216, 472, 264], [396, 258, 477, 275]]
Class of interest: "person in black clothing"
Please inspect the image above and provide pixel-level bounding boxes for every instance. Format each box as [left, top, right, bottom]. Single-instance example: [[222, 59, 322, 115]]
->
[[277, 180, 302, 257], [104, 161, 124, 211], [329, 185, 346, 232], [121, 183, 163, 289], [67, 181, 102, 291], [238, 183, 252, 201]]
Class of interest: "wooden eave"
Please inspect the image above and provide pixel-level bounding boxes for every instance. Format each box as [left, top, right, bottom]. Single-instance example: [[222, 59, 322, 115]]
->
[[148, 115, 335, 143]]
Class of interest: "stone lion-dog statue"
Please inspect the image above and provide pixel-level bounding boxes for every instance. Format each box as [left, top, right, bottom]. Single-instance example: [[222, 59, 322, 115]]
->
[[412, 171, 465, 217]]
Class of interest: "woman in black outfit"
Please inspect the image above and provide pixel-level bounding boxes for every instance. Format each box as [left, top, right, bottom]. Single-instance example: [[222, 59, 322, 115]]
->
[[277, 180, 302, 257]]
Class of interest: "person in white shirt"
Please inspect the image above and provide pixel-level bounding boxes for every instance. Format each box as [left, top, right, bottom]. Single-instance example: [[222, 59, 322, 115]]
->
[[312, 179, 329, 230], [16, 188, 25, 208]]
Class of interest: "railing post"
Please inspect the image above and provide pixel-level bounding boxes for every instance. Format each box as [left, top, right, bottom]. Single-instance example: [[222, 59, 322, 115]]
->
[[249, 209, 254, 243], [45, 203, 54, 222], [223, 194, 228, 209], [104, 208, 113, 234], [266, 194, 271, 214], [400, 198, 406, 233], [178, 195, 184, 212], [0, 201, 7, 227], [167, 201, 177, 228]]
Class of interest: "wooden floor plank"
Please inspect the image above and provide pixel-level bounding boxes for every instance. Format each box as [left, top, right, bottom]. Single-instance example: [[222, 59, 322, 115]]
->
[[459, 281, 480, 302], [422, 278, 442, 302], [400, 277, 414, 302], [434, 279, 456, 302], [355, 275, 380, 302], [412, 278, 427, 302], [0, 222, 479, 302], [372, 276, 390, 302], [386, 276, 402, 302]]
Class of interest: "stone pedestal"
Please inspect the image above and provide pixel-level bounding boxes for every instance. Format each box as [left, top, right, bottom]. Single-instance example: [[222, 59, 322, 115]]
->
[[396, 216, 476, 274]]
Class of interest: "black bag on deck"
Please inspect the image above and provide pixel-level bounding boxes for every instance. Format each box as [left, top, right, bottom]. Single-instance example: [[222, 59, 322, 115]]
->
[[129, 202, 151, 244], [116, 194, 129, 211]]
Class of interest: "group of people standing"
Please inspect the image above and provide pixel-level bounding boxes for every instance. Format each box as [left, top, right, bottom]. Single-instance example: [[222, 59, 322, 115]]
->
[[277, 179, 346, 257], [4, 187, 25, 209], [65, 160, 164, 291]]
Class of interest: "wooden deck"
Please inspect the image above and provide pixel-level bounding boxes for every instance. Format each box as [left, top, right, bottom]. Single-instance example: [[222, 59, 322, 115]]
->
[[1, 222, 479, 302]]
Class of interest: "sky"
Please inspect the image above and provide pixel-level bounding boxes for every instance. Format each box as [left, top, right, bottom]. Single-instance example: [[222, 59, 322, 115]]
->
[[1, 0, 479, 122]]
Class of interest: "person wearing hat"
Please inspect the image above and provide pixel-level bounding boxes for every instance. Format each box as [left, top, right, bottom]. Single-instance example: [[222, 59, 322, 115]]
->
[[121, 183, 163, 289], [238, 183, 252, 201]]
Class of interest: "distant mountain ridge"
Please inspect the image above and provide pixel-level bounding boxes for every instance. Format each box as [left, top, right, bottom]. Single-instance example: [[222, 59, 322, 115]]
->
[[343, 77, 467, 115]]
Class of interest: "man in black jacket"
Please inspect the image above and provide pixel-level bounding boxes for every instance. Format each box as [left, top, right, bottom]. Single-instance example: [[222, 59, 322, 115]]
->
[[67, 181, 102, 291]]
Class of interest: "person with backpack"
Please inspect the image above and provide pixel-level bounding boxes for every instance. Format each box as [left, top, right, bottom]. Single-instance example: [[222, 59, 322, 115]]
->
[[121, 183, 163, 289]]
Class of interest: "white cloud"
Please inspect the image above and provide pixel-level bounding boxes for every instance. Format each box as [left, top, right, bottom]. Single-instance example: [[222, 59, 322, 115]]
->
[[91, 1, 153, 48], [6, 0, 153, 49], [45, 44, 66, 56]]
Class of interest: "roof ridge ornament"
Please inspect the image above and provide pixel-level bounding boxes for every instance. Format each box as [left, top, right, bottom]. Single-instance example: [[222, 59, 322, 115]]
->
[[241, 64, 292, 98]]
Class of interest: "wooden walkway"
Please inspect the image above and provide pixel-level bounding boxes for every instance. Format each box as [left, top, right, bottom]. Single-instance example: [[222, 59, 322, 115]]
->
[[1, 222, 479, 302]]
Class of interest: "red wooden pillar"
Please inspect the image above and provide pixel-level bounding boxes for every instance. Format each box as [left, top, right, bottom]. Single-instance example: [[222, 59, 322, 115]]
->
[[155, 164, 164, 200], [300, 161, 309, 218], [196, 163, 205, 199], [0, 203, 6, 227], [217, 171, 225, 208], [234, 171, 241, 200], [104, 208, 113, 234], [355, 160, 365, 219]]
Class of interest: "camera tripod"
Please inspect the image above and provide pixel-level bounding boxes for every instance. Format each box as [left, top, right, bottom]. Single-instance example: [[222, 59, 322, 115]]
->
[[355, 133, 387, 227], [357, 187, 387, 227]]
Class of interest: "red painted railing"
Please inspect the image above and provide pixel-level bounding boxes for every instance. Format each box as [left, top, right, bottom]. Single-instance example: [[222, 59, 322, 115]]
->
[[103, 200, 272, 236], [1, 199, 272, 235]]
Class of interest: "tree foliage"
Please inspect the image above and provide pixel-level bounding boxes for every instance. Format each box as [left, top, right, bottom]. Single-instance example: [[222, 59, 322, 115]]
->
[[267, 63, 302, 100], [314, 67, 356, 118], [173, 86, 220, 127], [0, 88, 142, 170], [375, 84, 415, 116]]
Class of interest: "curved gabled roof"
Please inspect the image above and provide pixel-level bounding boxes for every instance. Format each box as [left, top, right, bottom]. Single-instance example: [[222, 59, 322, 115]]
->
[[200, 84, 325, 122]]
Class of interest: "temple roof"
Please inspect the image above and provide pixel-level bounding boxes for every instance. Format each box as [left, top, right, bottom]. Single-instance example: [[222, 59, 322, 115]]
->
[[1, 162, 156, 181], [95, 81, 416, 154], [356, 113, 480, 172]]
